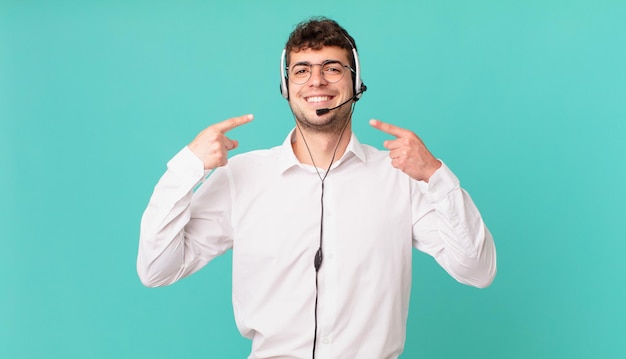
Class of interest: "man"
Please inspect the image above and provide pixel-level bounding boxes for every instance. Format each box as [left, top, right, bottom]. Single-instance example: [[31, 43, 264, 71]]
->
[[138, 17, 496, 359]]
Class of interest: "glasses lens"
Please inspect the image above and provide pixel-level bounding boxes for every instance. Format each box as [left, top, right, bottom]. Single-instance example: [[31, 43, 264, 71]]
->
[[289, 64, 311, 84], [321, 61, 346, 83], [288, 61, 347, 85]]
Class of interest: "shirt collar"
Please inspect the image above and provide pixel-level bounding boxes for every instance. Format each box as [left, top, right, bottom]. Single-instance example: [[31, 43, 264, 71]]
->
[[277, 128, 368, 174]]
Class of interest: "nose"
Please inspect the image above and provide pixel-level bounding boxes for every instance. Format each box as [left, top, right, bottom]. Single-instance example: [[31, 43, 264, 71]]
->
[[308, 64, 328, 86]]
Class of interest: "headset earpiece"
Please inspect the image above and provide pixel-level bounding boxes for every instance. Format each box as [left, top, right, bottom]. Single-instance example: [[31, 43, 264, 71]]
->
[[279, 49, 289, 99], [351, 47, 365, 100]]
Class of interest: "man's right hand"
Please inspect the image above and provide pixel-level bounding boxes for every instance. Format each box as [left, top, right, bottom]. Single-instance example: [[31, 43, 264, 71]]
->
[[188, 114, 254, 170]]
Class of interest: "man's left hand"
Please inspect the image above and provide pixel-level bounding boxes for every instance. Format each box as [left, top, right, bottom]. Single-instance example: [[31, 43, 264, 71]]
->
[[370, 119, 442, 182]]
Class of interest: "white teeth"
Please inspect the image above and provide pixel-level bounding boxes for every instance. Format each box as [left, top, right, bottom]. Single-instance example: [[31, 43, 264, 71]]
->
[[306, 96, 331, 103]]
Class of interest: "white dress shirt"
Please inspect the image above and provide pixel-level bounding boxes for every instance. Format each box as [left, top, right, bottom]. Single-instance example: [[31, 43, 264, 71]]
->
[[138, 130, 496, 359]]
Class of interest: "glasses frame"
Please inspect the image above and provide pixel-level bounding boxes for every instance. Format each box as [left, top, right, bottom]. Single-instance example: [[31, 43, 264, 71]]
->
[[286, 60, 355, 85]]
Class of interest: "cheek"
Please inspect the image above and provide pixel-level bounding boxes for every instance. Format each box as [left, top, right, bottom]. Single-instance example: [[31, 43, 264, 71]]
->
[[343, 79, 355, 96], [288, 84, 304, 99]]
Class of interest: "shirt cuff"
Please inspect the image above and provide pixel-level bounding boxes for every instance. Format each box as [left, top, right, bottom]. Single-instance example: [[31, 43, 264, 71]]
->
[[417, 161, 461, 202], [166, 146, 208, 183]]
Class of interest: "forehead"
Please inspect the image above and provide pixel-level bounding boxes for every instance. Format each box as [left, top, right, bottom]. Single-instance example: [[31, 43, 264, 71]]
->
[[288, 46, 350, 64]]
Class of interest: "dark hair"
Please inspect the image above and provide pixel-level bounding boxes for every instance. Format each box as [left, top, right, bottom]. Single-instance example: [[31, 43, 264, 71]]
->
[[285, 17, 357, 69]]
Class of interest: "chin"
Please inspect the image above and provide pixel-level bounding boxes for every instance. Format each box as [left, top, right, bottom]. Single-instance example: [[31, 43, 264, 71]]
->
[[299, 112, 351, 134], [290, 101, 352, 132]]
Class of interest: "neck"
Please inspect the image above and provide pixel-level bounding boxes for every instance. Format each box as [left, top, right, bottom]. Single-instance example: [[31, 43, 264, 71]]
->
[[292, 123, 352, 170]]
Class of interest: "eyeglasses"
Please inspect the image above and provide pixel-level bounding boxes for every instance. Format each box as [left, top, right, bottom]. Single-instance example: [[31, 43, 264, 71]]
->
[[287, 60, 354, 85]]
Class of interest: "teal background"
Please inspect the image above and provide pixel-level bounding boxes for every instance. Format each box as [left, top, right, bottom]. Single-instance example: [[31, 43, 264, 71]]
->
[[2, 0, 625, 358]]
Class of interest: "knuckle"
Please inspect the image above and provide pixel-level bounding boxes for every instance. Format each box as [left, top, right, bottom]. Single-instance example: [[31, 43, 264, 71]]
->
[[205, 131, 220, 142], [227, 118, 237, 127], [208, 141, 222, 152]]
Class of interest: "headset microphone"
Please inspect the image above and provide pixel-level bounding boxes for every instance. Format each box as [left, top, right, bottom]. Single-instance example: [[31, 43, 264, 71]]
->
[[315, 96, 355, 116], [315, 86, 367, 116]]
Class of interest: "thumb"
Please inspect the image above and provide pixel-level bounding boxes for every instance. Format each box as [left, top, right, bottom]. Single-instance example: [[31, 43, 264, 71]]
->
[[225, 138, 238, 151]]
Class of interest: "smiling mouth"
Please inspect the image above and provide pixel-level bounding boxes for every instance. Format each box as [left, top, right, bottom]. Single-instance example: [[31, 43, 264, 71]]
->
[[305, 96, 333, 103]]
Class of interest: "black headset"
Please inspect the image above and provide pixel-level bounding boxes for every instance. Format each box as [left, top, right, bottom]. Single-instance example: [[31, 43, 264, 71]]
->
[[279, 43, 366, 101], [279, 35, 367, 359]]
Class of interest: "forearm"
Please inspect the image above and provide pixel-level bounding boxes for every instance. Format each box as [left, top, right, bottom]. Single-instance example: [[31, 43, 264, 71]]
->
[[414, 164, 497, 288], [433, 187, 496, 288], [137, 147, 210, 287]]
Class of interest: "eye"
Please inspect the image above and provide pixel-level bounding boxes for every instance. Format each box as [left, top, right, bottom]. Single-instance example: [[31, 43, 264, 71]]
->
[[291, 65, 310, 77], [322, 62, 343, 74]]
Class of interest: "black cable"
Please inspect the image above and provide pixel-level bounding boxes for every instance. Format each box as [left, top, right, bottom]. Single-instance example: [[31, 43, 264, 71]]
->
[[293, 105, 354, 359], [312, 180, 325, 358]]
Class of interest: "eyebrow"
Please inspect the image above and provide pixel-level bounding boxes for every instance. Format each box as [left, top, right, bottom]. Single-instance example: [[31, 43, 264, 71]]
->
[[291, 59, 343, 66]]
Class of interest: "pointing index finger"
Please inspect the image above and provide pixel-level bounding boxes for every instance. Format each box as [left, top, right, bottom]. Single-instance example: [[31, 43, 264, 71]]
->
[[213, 114, 254, 133], [369, 119, 412, 138]]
